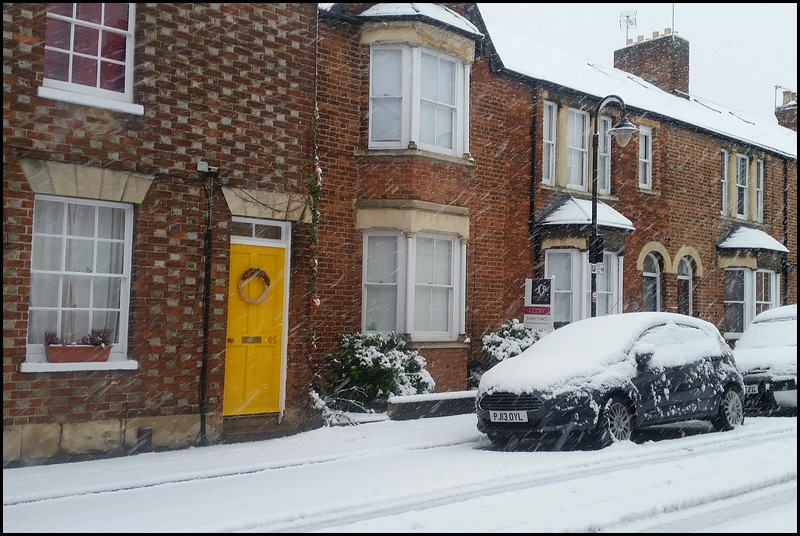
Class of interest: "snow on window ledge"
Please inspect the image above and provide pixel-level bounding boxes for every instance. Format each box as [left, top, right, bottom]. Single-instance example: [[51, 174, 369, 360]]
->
[[38, 87, 144, 115], [20, 359, 139, 373]]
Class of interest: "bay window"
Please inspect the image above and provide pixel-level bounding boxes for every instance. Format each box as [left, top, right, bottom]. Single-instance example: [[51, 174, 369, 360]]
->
[[724, 268, 779, 339], [363, 231, 464, 341], [369, 44, 469, 158], [545, 248, 622, 328]]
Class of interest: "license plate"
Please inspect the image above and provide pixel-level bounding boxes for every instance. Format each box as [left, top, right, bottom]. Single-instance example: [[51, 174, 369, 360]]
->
[[490, 410, 528, 423], [744, 384, 759, 395]]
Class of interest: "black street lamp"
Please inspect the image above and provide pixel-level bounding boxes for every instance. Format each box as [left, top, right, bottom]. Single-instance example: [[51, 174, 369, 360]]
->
[[590, 95, 638, 318]]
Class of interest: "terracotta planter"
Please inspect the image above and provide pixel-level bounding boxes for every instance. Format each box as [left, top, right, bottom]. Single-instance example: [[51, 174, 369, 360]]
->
[[45, 344, 112, 363]]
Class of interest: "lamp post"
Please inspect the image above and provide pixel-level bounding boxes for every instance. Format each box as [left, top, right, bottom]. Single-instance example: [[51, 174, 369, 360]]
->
[[590, 95, 638, 318]]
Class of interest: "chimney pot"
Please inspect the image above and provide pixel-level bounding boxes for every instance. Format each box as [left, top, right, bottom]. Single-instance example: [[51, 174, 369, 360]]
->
[[637, 35, 644, 43], [653, 31, 660, 39], [784, 90, 797, 105], [626, 38, 633, 46], [664, 28, 671, 35]]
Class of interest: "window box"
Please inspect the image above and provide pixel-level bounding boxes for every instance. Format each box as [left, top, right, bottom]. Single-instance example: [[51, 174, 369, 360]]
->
[[44, 344, 112, 363], [43, 328, 114, 363]]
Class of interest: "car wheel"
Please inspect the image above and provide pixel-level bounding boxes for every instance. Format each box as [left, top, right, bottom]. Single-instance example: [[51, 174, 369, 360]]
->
[[595, 396, 633, 448], [712, 387, 745, 431]]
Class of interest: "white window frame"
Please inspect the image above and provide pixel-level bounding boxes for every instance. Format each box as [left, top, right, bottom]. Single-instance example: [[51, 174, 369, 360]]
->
[[363, 232, 406, 334], [724, 267, 779, 339], [720, 149, 729, 215], [542, 100, 557, 185], [545, 249, 575, 328], [754, 269, 774, 317], [368, 44, 469, 158], [584, 251, 621, 317], [23, 194, 135, 371], [642, 252, 661, 312], [566, 108, 589, 190], [362, 230, 463, 341], [597, 115, 612, 195], [38, 3, 143, 115], [545, 248, 622, 327], [756, 159, 764, 223], [736, 153, 749, 219], [638, 125, 653, 189]]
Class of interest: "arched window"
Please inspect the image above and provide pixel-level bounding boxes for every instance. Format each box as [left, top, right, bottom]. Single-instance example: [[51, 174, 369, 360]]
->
[[677, 257, 693, 316], [642, 253, 661, 312]]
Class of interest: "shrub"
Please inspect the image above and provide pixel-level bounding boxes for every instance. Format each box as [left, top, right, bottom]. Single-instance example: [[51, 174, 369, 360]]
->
[[315, 331, 435, 415], [468, 319, 546, 388]]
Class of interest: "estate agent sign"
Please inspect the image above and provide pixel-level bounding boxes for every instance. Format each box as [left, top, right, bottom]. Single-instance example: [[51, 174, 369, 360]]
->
[[524, 278, 553, 332]]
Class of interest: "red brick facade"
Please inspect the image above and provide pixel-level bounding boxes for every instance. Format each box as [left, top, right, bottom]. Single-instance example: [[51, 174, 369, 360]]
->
[[3, 3, 796, 464], [4, 3, 320, 462]]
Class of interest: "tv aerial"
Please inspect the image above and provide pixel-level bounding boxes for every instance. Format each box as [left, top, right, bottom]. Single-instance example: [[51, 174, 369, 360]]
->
[[619, 10, 638, 45]]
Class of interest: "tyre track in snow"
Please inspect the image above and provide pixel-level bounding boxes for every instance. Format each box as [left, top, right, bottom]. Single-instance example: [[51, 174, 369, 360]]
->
[[220, 426, 797, 532], [592, 479, 797, 533], [5, 422, 793, 508]]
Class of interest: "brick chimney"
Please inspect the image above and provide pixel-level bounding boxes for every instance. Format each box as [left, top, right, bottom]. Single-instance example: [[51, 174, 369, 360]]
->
[[614, 29, 690, 97], [775, 90, 797, 131]]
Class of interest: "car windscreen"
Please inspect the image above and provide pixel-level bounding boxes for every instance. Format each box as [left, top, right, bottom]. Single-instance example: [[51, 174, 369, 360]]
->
[[736, 318, 797, 350]]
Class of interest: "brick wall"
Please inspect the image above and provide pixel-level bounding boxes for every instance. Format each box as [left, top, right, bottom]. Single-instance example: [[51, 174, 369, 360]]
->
[[3, 4, 318, 435]]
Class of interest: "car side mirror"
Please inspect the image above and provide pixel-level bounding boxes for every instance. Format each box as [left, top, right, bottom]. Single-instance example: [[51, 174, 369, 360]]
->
[[635, 351, 653, 368]]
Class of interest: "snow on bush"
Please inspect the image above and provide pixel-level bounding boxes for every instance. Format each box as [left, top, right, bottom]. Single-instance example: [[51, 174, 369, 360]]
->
[[313, 331, 435, 421], [469, 319, 546, 388], [483, 319, 545, 366]]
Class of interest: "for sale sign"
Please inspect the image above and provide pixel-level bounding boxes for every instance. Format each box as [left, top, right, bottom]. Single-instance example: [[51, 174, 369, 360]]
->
[[524, 278, 553, 332]]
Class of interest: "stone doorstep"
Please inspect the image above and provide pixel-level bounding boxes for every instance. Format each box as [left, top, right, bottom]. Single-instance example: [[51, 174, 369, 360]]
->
[[386, 391, 477, 421]]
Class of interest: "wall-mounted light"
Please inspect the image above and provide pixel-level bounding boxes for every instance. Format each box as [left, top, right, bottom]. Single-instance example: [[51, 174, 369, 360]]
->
[[197, 161, 219, 177]]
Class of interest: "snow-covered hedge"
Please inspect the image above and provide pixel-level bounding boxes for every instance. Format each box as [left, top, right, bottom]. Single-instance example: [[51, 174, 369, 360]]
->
[[469, 319, 545, 388], [482, 319, 545, 366], [312, 331, 435, 424]]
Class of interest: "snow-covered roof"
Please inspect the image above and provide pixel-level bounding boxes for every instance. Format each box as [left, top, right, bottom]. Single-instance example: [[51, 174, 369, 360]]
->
[[318, 4, 795, 159], [536, 195, 635, 232], [716, 224, 789, 253], [320, 3, 483, 37], [476, 5, 796, 159]]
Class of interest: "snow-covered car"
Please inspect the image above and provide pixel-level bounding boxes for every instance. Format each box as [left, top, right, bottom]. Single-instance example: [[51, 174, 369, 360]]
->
[[476, 312, 745, 449], [734, 304, 797, 414]]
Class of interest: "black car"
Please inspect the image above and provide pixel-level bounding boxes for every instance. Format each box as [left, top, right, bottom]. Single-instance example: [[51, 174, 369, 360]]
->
[[476, 312, 745, 449]]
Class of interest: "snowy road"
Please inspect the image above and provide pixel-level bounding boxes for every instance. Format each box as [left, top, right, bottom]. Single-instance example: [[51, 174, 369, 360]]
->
[[3, 414, 796, 532]]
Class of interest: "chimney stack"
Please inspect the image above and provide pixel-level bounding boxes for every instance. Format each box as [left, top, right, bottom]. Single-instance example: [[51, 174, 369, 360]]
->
[[614, 30, 690, 97], [775, 90, 797, 131]]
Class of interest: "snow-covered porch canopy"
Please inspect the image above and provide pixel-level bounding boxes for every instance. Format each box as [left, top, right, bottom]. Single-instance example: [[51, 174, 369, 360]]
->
[[535, 195, 635, 231], [717, 224, 789, 253], [716, 223, 789, 273], [534, 195, 634, 254]]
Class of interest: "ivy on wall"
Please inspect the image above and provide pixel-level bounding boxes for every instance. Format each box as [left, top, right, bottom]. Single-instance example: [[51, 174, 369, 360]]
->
[[304, 105, 322, 316]]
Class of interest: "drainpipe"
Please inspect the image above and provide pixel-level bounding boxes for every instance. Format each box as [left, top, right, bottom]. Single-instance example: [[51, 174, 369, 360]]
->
[[199, 166, 218, 443], [782, 157, 790, 305], [530, 91, 539, 271]]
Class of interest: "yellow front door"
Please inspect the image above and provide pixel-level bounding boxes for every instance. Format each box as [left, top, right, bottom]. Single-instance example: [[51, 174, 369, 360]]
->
[[223, 243, 285, 416]]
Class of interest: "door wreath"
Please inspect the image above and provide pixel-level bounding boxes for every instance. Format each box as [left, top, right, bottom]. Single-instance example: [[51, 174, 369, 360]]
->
[[238, 268, 270, 304]]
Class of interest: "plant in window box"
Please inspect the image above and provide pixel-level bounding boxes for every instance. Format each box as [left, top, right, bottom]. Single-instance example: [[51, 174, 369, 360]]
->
[[44, 328, 113, 363]]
